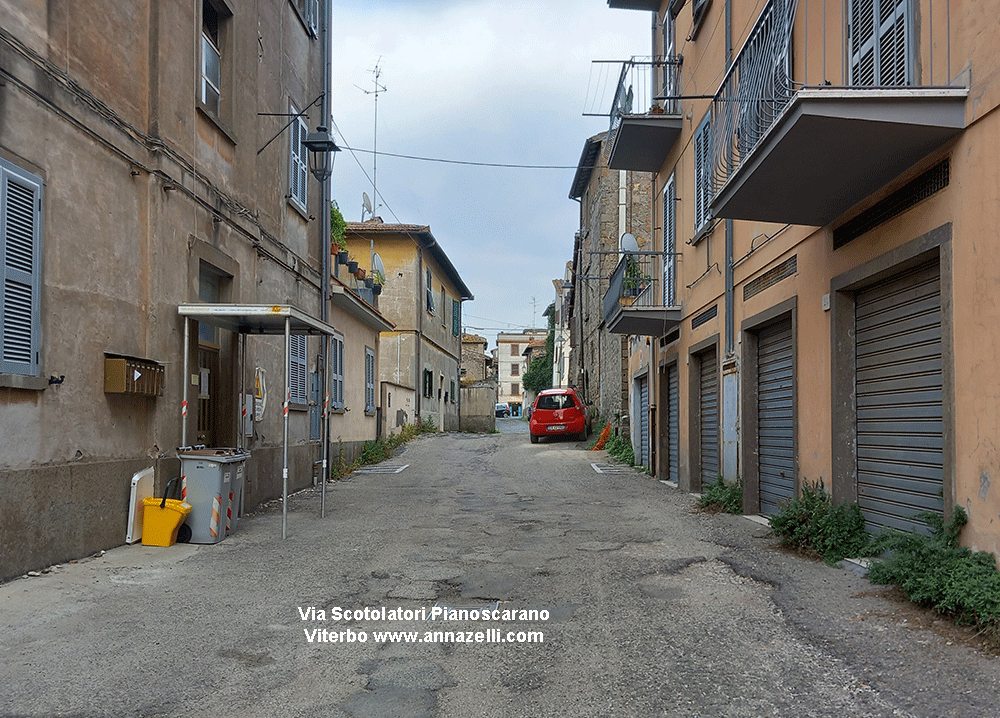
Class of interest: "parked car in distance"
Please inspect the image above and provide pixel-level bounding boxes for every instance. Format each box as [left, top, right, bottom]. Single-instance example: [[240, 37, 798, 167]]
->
[[528, 388, 591, 444], [495, 402, 511, 418]]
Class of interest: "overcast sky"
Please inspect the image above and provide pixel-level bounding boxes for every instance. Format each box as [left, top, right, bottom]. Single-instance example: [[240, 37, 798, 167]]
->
[[329, 0, 652, 350]]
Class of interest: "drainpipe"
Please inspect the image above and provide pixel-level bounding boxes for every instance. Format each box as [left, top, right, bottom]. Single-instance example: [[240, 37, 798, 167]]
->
[[319, 0, 332, 518], [416, 247, 423, 420]]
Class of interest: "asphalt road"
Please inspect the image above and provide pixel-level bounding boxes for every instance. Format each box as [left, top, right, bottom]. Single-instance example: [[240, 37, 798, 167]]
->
[[2, 432, 998, 717]]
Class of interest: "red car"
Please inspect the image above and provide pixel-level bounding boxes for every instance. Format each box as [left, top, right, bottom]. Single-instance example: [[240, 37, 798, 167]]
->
[[529, 388, 591, 443]]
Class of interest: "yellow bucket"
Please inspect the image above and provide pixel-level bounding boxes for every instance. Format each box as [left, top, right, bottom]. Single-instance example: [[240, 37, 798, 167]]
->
[[141, 497, 193, 547]]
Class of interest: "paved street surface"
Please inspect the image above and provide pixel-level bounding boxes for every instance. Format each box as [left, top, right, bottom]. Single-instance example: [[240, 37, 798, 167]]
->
[[2, 432, 998, 717], [495, 416, 529, 434]]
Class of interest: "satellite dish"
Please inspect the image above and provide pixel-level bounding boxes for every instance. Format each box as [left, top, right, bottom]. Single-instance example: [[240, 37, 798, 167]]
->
[[620, 232, 640, 253], [362, 192, 373, 217], [372, 252, 385, 279]]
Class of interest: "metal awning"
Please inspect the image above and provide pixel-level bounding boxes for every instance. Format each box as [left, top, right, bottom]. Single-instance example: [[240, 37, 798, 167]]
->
[[178, 303, 337, 539], [178, 303, 337, 336]]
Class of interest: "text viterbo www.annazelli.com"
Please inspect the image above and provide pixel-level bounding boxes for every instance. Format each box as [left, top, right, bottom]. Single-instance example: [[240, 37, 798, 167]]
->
[[304, 627, 544, 644]]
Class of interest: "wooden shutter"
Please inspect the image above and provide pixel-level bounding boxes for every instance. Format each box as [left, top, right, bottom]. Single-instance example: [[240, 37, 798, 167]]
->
[[850, 0, 909, 86], [694, 117, 712, 232], [331, 333, 344, 408], [289, 334, 308, 404], [365, 347, 375, 412], [1, 160, 42, 376], [662, 174, 676, 306]]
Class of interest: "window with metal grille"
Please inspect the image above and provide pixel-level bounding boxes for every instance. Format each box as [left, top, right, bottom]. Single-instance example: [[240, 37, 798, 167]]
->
[[289, 334, 308, 405], [692, 304, 718, 329], [450, 379, 456, 403], [364, 347, 375, 414], [834, 160, 949, 249], [1, 158, 42, 377], [289, 103, 309, 211], [331, 332, 344, 409], [694, 114, 712, 236], [849, 0, 910, 86], [452, 298, 460, 336], [662, 174, 676, 306]]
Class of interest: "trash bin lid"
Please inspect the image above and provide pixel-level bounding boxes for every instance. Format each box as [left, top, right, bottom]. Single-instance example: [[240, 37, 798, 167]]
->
[[178, 447, 250, 462]]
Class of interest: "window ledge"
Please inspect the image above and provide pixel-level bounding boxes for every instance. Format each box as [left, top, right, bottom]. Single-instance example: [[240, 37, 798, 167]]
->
[[0, 374, 48, 391], [288, 402, 309, 412], [287, 195, 311, 221], [365, 409, 376, 417], [196, 103, 238, 146], [690, 220, 715, 246], [330, 407, 346, 415]]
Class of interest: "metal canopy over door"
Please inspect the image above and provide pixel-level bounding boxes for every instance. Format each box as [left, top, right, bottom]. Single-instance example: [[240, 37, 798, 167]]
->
[[699, 348, 719, 489], [757, 318, 795, 514], [855, 260, 943, 534], [638, 375, 650, 468], [666, 364, 679, 483]]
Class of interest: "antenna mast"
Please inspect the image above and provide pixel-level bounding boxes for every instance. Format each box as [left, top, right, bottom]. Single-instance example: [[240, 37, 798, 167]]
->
[[356, 60, 386, 272]]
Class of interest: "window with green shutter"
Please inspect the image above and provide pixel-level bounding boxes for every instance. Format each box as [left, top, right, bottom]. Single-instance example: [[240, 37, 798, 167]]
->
[[452, 297, 460, 336], [289, 334, 308, 405], [365, 346, 375, 413], [1, 158, 43, 377]]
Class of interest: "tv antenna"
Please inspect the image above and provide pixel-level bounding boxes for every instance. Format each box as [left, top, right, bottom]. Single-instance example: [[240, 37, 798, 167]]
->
[[356, 59, 386, 226]]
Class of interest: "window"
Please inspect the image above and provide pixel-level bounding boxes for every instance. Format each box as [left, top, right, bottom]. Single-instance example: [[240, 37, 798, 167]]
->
[[289, 334, 308, 405], [849, 0, 910, 86], [662, 174, 676, 306], [331, 332, 344, 409], [452, 298, 460, 336], [292, 0, 319, 36], [423, 368, 434, 398], [511, 382, 519, 396], [694, 114, 712, 235], [450, 379, 456, 403], [511, 363, 519, 376], [510, 344, 519, 356], [661, 6, 678, 111], [289, 103, 309, 211], [426, 268, 435, 312], [1, 158, 43, 377], [691, 0, 712, 39], [201, 3, 222, 115], [364, 347, 375, 414], [441, 287, 446, 326]]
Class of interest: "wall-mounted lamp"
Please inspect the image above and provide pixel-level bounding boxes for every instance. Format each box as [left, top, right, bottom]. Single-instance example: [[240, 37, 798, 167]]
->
[[301, 125, 340, 182]]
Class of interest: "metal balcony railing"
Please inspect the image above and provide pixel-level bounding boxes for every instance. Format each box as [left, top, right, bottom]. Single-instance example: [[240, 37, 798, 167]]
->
[[603, 253, 660, 325], [710, 0, 956, 196], [608, 56, 683, 144]]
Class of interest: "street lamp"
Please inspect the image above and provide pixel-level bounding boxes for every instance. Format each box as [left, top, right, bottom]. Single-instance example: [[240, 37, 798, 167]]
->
[[302, 125, 340, 182]]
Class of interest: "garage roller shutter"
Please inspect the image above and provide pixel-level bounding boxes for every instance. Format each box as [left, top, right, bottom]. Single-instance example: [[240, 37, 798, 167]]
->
[[757, 318, 795, 515], [855, 260, 943, 534], [699, 349, 719, 489]]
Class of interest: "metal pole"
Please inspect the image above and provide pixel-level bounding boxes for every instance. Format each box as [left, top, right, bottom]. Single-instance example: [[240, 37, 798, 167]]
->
[[181, 316, 189, 446], [282, 316, 290, 539], [319, 0, 332, 519]]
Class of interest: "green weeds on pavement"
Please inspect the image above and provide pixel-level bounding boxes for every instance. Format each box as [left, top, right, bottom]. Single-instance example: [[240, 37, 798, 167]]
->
[[767, 480, 874, 565], [697, 476, 743, 514], [332, 417, 437, 479]]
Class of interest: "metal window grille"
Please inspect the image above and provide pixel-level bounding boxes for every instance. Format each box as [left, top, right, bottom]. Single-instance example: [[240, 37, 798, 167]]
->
[[743, 255, 798, 301], [692, 304, 718, 329]]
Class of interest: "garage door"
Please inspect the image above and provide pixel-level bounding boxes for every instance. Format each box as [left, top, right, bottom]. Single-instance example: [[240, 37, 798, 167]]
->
[[666, 364, 679, 484], [638, 376, 650, 468], [699, 349, 719, 490], [855, 260, 943, 534], [757, 318, 795, 515]]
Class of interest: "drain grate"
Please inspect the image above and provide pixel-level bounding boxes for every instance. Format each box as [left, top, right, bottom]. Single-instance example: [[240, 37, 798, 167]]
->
[[591, 463, 637, 474]]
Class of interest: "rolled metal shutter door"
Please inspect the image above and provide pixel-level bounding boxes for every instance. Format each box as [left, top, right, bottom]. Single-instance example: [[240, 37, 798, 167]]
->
[[667, 364, 679, 484], [638, 376, 650, 468], [855, 260, 943, 534], [757, 318, 795, 515], [699, 349, 719, 489]]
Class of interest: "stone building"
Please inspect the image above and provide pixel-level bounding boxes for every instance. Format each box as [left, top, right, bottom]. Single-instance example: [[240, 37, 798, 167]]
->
[[0, 0, 348, 579], [461, 333, 488, 383], [567, 133, 652, 426]]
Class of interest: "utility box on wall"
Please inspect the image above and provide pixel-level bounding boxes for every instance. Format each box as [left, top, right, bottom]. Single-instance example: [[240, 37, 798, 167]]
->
[[104, 354, 165, 396]]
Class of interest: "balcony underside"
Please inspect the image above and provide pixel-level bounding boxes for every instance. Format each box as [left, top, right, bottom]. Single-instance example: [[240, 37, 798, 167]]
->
[[607, 0, 661, 10], [608, 114, 684, 172], [710, 88, 968, 227], [607, 305, 683, 336]]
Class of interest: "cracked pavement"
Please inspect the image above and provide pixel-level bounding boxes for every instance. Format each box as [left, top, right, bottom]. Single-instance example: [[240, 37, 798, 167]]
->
[[1, 431, 998, 717]]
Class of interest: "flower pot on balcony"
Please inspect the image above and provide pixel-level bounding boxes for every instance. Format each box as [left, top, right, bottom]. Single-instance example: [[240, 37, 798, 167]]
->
[[364, 277, 374, 289], [372, 283, 382, 295], [347, 260, 358, 274], [336, 250, 349, 264], [355, 267, 366, 281]]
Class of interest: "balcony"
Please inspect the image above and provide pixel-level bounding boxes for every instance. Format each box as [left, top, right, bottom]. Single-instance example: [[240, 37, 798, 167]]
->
[[603, 252, 682, 336], [709, 0, 967, 227], [606, 57, 684, 172]]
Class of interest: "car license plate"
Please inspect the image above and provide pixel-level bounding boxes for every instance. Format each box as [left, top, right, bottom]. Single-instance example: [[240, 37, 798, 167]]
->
[[548, 425, 565, 431]]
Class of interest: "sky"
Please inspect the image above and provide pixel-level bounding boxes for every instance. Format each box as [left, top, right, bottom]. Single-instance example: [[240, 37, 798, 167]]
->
[[329, 0, 652, 350]]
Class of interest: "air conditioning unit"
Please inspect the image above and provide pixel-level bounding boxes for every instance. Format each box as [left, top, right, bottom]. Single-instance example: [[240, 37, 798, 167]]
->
[[104, 354, 165, 396]]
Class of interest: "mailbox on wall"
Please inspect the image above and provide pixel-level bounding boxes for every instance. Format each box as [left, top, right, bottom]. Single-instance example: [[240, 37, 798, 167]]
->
[[104, 354, 165, 396]]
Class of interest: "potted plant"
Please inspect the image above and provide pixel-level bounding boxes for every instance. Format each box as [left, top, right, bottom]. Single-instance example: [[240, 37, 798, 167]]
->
[[355, 267, 366, 281], [649, 101, 664, 114], [372, 283, 382, 296], [364, 277, 374, 289], [331, 202, 349, 264], [347, 259, 358, 274]]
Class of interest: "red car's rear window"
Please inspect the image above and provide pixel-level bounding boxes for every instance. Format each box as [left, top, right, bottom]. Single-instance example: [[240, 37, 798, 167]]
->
[[535, 394, 578, 411]]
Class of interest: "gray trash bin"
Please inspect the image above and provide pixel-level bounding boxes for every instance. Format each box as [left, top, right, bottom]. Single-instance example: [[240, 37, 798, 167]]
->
[[178, 448, 250, 544]]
